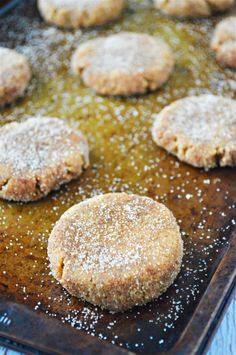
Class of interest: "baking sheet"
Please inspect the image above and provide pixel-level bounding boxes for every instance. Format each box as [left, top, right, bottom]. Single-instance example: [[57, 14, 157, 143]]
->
[[0, 0, 236, 353]]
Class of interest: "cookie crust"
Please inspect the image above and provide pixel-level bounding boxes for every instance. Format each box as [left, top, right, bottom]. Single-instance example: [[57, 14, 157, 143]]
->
[[154, 0, 234, 17], [152, 95, 236, 168], [48, 193, 183, 312], [71, 32, 174, 96], [0, 117, 89, 202], [0, 47, 31, 107], [37, 0, 125, 29], [211, 17, 236, 68]]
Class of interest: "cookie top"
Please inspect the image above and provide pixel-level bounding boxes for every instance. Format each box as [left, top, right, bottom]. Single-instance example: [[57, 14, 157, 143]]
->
[[211, 17, 236, 68], [152, 95, 236, 168], [37, 0, 125, 29], [48, 193, 183, 312], [0, 117, 89, 202], [72, 32, 174, 96], [0, 47, 31, 107], [154, 0, 234, 17]]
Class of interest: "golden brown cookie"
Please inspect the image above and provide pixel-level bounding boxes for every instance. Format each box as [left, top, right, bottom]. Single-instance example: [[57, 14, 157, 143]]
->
[[211, 17, 236, 68], [71, 32, 174, 96], [0, 47, 31, 107], [0, 117, 89, 202], [152, 95, 236, 168], [37, 0, 125, 29], [154, 0, 234, 17], [48, 193, 183, 312]]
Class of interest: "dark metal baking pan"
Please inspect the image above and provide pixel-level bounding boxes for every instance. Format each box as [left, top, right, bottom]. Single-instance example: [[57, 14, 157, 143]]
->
[[0, 0, 235, 353]]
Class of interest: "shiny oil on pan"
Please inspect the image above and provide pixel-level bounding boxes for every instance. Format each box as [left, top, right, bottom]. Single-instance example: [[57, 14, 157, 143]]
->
[[0, 1, 235, 354]]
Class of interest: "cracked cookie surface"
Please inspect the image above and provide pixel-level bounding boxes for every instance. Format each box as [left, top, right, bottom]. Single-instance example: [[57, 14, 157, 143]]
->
[[48, 192, 183, 312], [0, 47, 31, 107], [154, 0, 234, 17], [71, 32, 174, 96], [37, 0, 125, 29], [211, 17, 236, 68], [152, 95, 236, 168], [0, 117, 89, 202]]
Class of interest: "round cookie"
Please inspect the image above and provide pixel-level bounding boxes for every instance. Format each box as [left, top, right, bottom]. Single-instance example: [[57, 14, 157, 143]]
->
[[154, 0, 234, 17], [0, 117, 89, 202], [152, 95, 236, 168], [48, 193, 183, 312], [0, 47, 31, 107], [37, 0, 125, 29], [71, 32, 174, 96], [211, 17, 236, 68]]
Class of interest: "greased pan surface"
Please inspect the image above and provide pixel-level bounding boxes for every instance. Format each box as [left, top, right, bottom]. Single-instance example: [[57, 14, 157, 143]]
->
[[0, 1, 235, 354]]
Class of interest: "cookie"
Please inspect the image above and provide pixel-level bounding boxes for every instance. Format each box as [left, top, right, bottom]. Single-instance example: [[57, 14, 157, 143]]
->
[[48, 193, 183, 312], [0, 117, 89, 202], [0, 47, 31, 107], [211, 17, 236, 68], [152, 95, 236, 168], [71, 32, 174, 96], [37, 0, 125, 29], [154, 0, 234, 17]]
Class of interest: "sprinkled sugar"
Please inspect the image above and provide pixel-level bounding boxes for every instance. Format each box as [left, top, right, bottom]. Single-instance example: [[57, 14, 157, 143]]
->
[[0, 0, 235, 353]]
